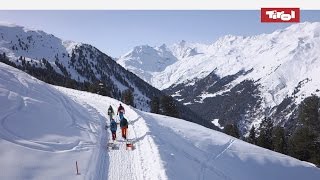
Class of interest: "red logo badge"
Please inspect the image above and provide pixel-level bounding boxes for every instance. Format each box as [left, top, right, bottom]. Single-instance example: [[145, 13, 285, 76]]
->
[[261, 8, 300, 23]]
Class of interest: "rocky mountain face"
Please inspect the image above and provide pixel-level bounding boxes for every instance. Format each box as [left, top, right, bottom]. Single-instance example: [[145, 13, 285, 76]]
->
[[117, 22, 320, 135]]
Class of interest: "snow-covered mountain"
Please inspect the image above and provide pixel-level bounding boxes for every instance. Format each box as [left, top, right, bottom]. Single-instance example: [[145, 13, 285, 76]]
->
[[0, 22, 158, 111], [117, 22, 320, 134], [117, 40, 204, 89], [117, 44, 178, 84], [0, 22, 213, 129], [1, 62, 320, 180]]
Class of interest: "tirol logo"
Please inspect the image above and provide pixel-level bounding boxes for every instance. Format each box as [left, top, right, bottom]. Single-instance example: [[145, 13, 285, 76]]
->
[[261, 8, 300, 23]]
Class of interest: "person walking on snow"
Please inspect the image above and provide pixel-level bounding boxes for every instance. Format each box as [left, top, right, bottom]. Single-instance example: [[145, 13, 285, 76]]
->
[[120, 117, 128, 139], [107, 105, 114, 121], [117, 103, 125, 120], [110, 118, 117, 141]]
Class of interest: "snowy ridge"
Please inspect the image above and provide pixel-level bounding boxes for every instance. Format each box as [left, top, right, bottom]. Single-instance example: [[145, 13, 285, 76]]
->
[[118, 22, 320, 103], [117, 44, 178, 84], [118, 22, 320, 132], [0, 23, 164, 111], [0, 23, 80, 62], [0, 23, 81, 80], [1, 62, 320, 179]]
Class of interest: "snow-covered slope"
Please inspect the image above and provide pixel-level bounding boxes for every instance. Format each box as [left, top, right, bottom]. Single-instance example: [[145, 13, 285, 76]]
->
[[117, 22, 320, 133], [0, 22, 80, 78], [0, 62, 108, 179], [1, 62, 320, 179], [139, 111, 320, 180]]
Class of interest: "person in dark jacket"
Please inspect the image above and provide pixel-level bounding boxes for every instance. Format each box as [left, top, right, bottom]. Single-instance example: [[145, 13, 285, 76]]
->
[[120, 117, 128, 139], [110, 118, 117, 141], [108, 105, 114, 121], [117, 103, 125, 120]]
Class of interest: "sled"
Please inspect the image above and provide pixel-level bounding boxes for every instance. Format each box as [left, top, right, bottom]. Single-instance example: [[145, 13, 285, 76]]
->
[[107, 141, 119, 150], [125, 140, 134, 150]]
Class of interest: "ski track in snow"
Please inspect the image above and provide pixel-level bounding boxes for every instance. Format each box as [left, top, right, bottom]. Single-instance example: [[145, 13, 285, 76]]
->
[[199, 139, 236, 180], [129, 115, 167, 180], [79, 102, 108, 180], [0, 82, 96, 153]]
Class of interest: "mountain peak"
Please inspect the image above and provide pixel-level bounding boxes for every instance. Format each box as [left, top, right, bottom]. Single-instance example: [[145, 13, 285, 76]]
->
[[159, 43, 168, 49], [179, 40, 187, 46], [283, 22, 320, 37], [286, 21, 320, 30], [0, 22, 48, 36], [136, 44, 153, 49]]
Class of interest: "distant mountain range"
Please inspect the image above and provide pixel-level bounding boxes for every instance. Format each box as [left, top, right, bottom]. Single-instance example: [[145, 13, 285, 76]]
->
[[117, 22, 320, 134]]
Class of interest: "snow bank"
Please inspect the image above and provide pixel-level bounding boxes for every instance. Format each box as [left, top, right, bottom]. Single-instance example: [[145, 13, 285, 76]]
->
[[0, 62, 108, 180], [139, 111, 320, 180]]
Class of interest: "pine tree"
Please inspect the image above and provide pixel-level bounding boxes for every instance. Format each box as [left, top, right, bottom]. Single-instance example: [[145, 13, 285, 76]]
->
[[257, 117, 273, 150], [272, 126, 287, 154], [298, 95, 320, 132], [224, 123, 240, 138], [160, 95, 179, 118], [247, 126, 257, 144], [88, 82, 99, 93], [96, 82, 111, 97], [288, 95, 320, 165], [122, 89, 134, 106], [288, 127, 319, 163], [151, 96, 160, 114]]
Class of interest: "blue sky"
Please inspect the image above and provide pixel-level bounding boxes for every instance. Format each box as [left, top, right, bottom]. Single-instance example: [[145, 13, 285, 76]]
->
[[0, 10, 320, 57]]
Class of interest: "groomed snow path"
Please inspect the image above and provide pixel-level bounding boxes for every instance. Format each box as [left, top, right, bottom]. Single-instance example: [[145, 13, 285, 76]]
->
[[56, 87, 167, 180]]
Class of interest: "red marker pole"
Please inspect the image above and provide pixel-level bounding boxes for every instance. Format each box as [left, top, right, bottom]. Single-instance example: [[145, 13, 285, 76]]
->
[[76, 161, 80, 175]]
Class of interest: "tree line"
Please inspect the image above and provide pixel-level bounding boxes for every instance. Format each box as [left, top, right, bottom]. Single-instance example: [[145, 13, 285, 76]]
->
[[0, 53, 114, 97], [150, 96, 180, 118], [224, 95, 320, 166]]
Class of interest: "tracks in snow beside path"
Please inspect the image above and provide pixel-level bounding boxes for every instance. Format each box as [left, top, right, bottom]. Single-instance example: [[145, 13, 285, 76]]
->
[[0, 84, 97, 153], [199, 139, 236, 180]]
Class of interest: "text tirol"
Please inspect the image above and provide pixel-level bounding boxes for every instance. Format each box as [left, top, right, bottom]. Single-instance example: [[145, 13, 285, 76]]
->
[[261, 8, 300, 23]]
